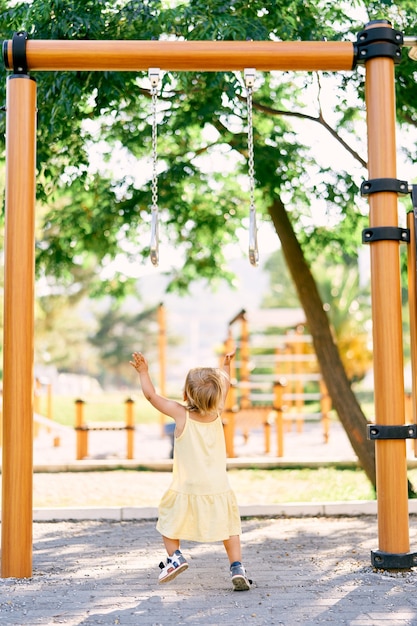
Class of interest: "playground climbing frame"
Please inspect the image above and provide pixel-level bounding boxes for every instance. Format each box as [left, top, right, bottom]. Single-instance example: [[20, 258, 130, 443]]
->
[[3, 22, 417, 577]]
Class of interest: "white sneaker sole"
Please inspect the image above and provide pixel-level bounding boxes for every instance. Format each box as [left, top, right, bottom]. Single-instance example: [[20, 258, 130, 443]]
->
[[159, 562, 189, 583], [232, 574, 250, 591]]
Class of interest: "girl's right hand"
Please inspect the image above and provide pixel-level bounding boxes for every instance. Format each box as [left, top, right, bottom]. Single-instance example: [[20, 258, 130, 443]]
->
[[130, 352, 148, 372]]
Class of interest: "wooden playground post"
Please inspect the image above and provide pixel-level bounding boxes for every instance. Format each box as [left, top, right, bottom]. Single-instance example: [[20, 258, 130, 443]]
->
[[47, 383, 60, 447], [264, 415, 271, 454], [239, 312, 251, 410], [125, 397, 135, 460], [75, 399, 87, 460], [363, 21, 411, 567], [294, 329, 305, 433], [1, 70, 37, 579], [284, 333, 295, 432], [319, 379, 331, 444], [223, 331, 236, 458], [273, 381, 285, 457], [275, 344, 291, 433], [157, 303, 167, 436]]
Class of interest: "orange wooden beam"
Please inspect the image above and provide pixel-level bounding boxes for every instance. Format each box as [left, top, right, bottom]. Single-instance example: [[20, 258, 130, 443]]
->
[[1, 74, 37, 578], [3, 39, 355, 72]]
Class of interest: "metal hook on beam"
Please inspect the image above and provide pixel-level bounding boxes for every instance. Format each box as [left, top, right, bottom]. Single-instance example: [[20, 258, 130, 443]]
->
[[403, 36, 417, 60]]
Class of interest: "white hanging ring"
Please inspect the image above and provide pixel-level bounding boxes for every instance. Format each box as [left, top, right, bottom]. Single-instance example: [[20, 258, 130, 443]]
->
[[249, 207, 259, 266], [150, 205, 159, 266]]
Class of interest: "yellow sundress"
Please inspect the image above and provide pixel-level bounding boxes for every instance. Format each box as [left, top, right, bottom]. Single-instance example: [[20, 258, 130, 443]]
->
[[156, 411, 242, 542]]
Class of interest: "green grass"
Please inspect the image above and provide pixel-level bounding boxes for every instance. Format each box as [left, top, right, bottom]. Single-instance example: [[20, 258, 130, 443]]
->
[[230, 467, 417, 504], [228, 467, 376, 504]]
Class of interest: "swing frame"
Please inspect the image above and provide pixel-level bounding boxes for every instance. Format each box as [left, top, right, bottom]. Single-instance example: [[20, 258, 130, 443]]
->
[[2, 21, 417, 577]]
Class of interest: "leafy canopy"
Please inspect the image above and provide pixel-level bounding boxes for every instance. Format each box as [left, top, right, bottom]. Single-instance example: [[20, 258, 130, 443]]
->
[[0, 0, 416, 298]]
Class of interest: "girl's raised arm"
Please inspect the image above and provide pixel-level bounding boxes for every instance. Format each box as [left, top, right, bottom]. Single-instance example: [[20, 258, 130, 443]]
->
[[222, 349, 236, 395], [130, 352, 185, 420]]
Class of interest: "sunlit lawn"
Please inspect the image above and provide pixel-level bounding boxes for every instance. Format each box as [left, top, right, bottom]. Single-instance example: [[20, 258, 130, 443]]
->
[[228, 467, 376, 504]]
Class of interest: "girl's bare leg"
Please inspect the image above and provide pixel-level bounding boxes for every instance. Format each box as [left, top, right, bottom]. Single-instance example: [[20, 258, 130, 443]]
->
[[224, 535, 250, 590], [162, 535, 180, 556], [223, 535, 242, 564]]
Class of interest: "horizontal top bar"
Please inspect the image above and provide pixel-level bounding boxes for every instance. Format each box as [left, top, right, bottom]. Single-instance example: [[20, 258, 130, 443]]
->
[[3, 39, 355, 72]]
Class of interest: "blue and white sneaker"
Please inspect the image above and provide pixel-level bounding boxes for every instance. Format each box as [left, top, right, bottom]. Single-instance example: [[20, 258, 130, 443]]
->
[[230, 561, 251, 591], [158, 550, 188, 583]]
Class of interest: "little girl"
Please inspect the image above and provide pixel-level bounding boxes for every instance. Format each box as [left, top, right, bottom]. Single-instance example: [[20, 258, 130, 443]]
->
[[130, 349, 251, 591]]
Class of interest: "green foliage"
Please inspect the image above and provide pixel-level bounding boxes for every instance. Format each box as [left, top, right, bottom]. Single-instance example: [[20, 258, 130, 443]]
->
[[35, 305, 95, 370], [89, 302, 161, 387], [313, 259, 373, 382], [1, 0, 397, 294], [262, 249, 301, 308]]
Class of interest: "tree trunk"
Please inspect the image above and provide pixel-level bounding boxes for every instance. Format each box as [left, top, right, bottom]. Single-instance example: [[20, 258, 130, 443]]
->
[[268, 197, 377, 487]]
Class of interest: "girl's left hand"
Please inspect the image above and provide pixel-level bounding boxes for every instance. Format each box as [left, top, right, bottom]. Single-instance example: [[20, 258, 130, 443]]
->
[[224, 349, 236, 363]]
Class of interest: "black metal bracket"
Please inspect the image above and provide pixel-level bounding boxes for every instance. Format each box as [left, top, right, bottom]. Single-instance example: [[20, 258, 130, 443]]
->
[[372, 550, 417, 570], [361, 178, 410, 196], [362, 227, 409, 244], [367, 424, 417, 440], [4, 31, 28, 74], [355, 23, 403, 66]]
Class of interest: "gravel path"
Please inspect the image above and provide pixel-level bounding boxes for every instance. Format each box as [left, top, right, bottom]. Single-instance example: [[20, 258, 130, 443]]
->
[[2, 423, 417, 624], [1, 516, 417, 625]]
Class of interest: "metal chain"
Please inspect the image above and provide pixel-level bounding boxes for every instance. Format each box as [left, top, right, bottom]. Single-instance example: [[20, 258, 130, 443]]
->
[[245, 68, 259, 267], [247, 85, 256, 210], [149, 68, 160, 266], [151, 87, 158, 211]]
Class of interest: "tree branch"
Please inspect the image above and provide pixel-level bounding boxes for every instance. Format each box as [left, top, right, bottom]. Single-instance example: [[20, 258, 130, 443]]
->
[[248, 96, 368, 169]]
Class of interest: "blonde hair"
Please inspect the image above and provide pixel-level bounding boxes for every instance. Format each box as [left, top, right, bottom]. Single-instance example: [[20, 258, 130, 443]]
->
[[184, 367, 228, 415]]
